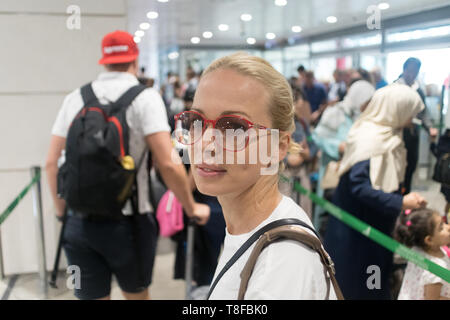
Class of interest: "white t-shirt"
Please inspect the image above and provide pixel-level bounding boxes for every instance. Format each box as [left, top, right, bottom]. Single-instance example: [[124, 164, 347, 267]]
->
[[209, 195, 337, 300], [397, 247, 450, 300], [51, 71, 171, 214]]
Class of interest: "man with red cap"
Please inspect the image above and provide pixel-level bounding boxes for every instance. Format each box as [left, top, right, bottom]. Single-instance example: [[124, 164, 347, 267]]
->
[[46, 30, 210, 300]]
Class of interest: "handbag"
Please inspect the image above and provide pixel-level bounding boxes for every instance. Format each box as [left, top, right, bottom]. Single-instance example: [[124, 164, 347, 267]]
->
[[433, 153, 450, 187], [156, 190, 184, 237], [321, 161, 341, 190]]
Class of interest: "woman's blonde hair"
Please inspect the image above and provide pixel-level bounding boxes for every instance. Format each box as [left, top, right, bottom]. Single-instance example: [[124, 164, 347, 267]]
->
[[202, 52, 301, 159]]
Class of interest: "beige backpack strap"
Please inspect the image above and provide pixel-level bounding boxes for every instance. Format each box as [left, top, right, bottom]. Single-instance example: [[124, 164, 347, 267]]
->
[[238, 225, 344, 300]]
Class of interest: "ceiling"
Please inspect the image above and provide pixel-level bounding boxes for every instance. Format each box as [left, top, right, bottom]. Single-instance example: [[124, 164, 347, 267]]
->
[[127, 0, 450, 50]]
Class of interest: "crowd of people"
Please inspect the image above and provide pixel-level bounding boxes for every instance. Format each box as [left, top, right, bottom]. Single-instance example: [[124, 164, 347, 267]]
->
[[46, 30, 450, 301]]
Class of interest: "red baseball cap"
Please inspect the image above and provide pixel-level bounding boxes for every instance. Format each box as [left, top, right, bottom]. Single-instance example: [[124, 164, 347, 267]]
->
[[98, 30, 139, 65]]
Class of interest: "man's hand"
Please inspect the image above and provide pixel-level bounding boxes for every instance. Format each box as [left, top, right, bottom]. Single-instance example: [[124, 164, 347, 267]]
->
[[189, 202, 210, 225], [402, 192, 427, 210], [429, 127, 438, 140]]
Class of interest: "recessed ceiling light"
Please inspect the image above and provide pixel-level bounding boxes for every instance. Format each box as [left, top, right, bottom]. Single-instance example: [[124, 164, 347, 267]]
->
[[247, 37, 256, 45], [275, 0, 287, 6], [140, 22, 150, 30], [134, 37, 141, 43], [135, 30, 145, 37], [378, 2, 390, 10], [158, 0, 169, 2], [168, 52, 179, 59], [240, 14, 252, 22], [291, 25, 302, 33], [146, 11, 159, 19], [191, 36, 200, 44], [326, 16, 337, 23], [202, 31, 213, 39], [266, 32, 276, 40], [218, 24, 229, 31]]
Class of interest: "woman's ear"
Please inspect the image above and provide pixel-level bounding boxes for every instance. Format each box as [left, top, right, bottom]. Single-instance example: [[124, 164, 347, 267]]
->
[[278, 132, 290, 162]]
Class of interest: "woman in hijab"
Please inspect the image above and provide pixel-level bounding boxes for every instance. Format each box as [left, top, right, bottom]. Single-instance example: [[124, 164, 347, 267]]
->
[[324, 83, 428, 299], [312, 79, 375, 231]]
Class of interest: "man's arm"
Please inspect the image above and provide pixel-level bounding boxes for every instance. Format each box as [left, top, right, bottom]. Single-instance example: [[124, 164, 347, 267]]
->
[[145, 131, 210, 225], [45, 135, 66, 218], [416, 87, 438, 138]]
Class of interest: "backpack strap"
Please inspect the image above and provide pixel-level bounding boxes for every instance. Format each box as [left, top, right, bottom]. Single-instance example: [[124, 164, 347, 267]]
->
[[80, 83, 99, 106], [237, 224, 344, 300], [110, 84, 147, 114], [206, 218, 319, 300]]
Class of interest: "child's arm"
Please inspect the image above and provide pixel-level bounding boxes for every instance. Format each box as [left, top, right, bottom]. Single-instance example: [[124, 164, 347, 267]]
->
[[423, 283, 449, 300]]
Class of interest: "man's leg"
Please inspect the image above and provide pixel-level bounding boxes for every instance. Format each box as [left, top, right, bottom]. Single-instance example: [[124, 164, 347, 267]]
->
[[122, 288, 150, 300], [106, 214, 158, 300], [62, 214, 113, 300], [403, 129, 419, 194]]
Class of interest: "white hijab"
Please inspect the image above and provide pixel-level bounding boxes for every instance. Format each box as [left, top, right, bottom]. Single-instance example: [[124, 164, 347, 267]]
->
[[316, 80, 375, 133], [338, 83, 424, 193], [340, 80, 375, 121]]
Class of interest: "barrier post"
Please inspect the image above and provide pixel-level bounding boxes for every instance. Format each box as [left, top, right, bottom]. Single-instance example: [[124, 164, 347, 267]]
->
[[185, 219, 195, 299], [0, 227, 4, 280], [30, 166, 48, 299]]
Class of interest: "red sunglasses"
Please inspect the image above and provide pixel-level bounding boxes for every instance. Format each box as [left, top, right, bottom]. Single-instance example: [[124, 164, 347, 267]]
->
[[173, 110, 273, 151]]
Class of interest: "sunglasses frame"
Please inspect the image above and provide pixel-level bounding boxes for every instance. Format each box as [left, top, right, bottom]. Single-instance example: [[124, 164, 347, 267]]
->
[[174, 110, 273, 152]]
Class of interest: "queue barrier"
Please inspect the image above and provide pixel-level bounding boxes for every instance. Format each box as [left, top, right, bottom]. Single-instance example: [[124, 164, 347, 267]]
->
[[0, 167, 48, 298], [279, 174, 450, 283]]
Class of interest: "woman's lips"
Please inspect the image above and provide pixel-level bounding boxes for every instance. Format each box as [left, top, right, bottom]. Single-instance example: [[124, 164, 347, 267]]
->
[[196, 165, 227, 178]]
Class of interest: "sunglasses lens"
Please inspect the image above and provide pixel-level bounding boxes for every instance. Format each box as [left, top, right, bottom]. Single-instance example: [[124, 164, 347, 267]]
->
[[174, 112, 204, 144], [216, 117, 249, 151]]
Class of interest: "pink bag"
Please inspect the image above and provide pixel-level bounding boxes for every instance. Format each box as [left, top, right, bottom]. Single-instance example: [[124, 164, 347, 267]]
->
[[156, 190, 184, 237]]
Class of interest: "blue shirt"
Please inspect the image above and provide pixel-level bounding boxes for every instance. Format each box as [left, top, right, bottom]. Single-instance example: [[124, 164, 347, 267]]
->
[[375, 78, 388, 90], [303, 83, 327, 113]]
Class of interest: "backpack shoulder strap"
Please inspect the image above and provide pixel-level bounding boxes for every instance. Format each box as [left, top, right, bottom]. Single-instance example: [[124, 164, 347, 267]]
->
[[80, 82, 99, 106], [111, 84, 147, 114], [237, 225, 344, 300], [206, 218, 319, 300]]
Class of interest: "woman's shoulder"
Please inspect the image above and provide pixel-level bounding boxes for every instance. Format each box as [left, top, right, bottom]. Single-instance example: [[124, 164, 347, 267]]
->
[[262, 196, 321, 264]]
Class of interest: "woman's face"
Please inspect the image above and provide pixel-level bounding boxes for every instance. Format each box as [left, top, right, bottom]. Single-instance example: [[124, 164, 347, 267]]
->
[[188, 68, 286, 197]]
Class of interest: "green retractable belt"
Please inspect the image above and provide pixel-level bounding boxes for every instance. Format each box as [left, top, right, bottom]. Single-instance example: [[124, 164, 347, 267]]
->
[[279, 174, 450, 283], [0, 171, 41, 226]]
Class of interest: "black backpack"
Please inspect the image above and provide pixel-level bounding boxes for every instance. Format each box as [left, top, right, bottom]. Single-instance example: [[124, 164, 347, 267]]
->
[[57, 82, 148, 218], [432, 129, 450, 187]]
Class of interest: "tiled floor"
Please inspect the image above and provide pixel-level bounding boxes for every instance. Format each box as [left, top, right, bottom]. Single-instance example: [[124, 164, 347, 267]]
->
[[1, 176, 447, 300], [1, 237, 186, 300]]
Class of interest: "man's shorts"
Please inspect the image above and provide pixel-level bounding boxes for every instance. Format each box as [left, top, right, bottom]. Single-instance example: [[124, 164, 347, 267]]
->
[[62, 211, 158, 300]]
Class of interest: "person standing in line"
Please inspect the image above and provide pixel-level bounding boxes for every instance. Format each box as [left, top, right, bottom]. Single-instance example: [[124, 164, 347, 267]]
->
[[45, 30, 209, 300], [371, 67, 388, 90], [324, 84, 428, 299], [395, 57, 438, 194], [302, 71, 328, 125]]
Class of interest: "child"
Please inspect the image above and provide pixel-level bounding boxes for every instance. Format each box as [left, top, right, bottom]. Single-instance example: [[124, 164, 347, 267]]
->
[[393, 208, 450, 299]]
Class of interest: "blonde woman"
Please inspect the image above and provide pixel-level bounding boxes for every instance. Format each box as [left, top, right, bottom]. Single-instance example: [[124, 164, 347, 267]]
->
[[173, 52, 338, 300]]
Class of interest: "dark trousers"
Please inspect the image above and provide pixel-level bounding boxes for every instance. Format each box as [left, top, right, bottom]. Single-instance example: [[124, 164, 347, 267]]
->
[[403, 128, 419, 194], [63, 211, 158, 300]]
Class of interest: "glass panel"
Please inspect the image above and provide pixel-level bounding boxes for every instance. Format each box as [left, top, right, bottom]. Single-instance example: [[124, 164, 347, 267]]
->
[[311, 39, 338, 53], [341, 33, 382, 48], [386, 24, 450, 43]]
